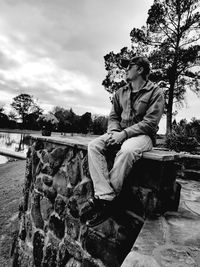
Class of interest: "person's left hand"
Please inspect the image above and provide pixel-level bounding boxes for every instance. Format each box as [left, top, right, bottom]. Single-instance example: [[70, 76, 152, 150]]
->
[[107, 131, 126, 146]]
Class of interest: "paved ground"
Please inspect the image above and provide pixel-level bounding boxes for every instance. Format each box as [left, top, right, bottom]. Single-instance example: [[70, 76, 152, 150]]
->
[[0, 160, 26, 267], [122, 178, 200, 267]]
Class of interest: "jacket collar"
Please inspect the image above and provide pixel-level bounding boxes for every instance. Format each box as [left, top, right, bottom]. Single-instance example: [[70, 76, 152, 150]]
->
[[125, 80, 154, 92]]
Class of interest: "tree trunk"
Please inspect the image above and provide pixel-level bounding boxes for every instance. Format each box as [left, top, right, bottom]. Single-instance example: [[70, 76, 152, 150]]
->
[[166, 78, 176, 135]]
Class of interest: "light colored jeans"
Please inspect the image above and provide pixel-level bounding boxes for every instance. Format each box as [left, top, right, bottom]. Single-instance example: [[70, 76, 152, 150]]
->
[[88, 133, 153, 201]]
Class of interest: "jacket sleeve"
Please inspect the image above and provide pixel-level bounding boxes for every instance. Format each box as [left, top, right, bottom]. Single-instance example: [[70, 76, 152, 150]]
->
[[107, 93, 122, 133], [124, 88, 164, 138]]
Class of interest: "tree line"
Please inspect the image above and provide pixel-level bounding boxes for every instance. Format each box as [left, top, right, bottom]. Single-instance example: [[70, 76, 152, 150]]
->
[[0, 93, 108, 135]]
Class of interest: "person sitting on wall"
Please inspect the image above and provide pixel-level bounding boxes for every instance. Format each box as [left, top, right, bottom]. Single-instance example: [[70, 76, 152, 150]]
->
[[82, 56, 165, 227]]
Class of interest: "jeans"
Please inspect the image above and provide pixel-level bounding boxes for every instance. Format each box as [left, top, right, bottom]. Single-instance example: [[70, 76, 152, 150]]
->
[[88, 133, 153, 201]]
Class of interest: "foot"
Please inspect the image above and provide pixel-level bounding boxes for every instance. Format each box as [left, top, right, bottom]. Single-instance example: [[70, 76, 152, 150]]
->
[[80, 197, 114, 226], [85, 198, 114, 227], [80, 196, 99, 223]]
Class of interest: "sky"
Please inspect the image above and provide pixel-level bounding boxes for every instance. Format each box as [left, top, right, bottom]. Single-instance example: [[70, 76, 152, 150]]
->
[[0, 0, 199, 133]]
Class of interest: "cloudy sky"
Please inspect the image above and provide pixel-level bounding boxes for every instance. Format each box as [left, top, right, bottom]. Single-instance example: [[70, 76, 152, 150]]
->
[[0, 0, 199, 133]]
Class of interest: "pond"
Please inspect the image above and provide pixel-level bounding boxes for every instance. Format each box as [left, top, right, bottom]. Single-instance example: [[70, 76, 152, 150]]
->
[[0, 132, 31, 164]]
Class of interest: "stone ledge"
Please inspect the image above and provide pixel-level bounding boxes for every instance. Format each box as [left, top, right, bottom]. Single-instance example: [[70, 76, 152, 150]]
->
[[30, 135, 182, 161]]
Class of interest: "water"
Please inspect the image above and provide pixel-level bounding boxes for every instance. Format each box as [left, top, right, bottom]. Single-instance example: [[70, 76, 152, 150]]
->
[[0, 132, 30, 164]]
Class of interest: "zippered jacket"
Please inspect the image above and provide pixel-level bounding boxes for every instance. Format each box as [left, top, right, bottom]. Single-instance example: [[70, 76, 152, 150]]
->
[[107, 80, 165, 144]]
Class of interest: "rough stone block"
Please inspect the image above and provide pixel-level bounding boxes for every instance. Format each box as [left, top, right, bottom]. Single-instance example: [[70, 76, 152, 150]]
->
[[57, 242, 71, 267], [26, 212, 33, 241], [42, 175, 53, 186], [49, 214, 65, 239], [41, 149, 50, 163], [54, 194, 67, 217], [65, 214, 82, 240], [49, 147, 67, 175], [31, 192, 44, 229], [43, 186, 57, 203], [35, 176, 44, 192], [35, 161, 43, 176], [40, 196, 53, 221], [66, 153, 82, 186], [42, 232, 59, 267], [73, 179, 94, 212], [33, 230, 44, 267], [53, 171, 67, 196]]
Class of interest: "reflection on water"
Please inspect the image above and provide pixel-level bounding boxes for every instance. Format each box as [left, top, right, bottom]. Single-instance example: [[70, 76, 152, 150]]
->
[[0, 132, 31, 164]]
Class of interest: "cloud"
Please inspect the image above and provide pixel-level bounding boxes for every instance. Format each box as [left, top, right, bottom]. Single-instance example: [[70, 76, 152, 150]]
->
[[0, 0, 153, 116]]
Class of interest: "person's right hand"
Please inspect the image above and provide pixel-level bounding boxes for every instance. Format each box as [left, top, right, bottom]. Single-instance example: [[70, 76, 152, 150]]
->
[[105, 132, 113, 147]]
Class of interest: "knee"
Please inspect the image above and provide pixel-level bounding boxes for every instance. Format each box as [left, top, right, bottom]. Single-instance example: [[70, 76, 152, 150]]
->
[[120, 145, 133, 156], [88, 138, 103, 154], [88, 139, 97, 152], [119, 144, 140, 159]]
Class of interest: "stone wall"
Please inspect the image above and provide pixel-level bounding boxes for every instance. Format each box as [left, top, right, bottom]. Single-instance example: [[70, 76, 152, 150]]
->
[[11, 136, 181, 267]]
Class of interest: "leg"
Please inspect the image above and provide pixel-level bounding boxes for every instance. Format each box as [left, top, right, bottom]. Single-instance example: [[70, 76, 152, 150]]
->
[[110, 135, 153, 195], [88, 134, 116, 201]]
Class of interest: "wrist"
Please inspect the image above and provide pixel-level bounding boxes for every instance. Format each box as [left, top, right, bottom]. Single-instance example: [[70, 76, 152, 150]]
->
[[122, 130, 128, 140]]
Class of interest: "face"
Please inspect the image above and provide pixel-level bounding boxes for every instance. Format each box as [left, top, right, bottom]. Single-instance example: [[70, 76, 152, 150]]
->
[[126, 63, 142, 82]]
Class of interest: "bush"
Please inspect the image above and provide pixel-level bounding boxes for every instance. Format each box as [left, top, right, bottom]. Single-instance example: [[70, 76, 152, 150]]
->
[[165, 119, 200, 153]]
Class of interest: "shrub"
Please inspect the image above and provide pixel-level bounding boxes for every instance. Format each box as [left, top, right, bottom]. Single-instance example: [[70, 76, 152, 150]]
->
[[165, 119, 200, 153]]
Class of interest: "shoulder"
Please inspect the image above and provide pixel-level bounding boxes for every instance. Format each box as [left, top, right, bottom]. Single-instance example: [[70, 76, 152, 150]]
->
[[115, 84, 129, 97], [147, 81, 164, 96]]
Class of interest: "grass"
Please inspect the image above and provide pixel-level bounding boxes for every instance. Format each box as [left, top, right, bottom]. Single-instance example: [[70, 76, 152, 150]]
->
[[0, 160, 26, 266]]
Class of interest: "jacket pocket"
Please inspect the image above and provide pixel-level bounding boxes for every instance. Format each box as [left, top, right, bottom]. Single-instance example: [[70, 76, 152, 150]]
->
[[137, 99, 148, 116]]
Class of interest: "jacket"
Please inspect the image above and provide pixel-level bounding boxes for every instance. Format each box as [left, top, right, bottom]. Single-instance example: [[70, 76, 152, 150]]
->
[[107, 80, 165, 144]]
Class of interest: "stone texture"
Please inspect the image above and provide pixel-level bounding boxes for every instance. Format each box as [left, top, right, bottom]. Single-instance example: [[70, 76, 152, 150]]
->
[[42, 175, 53, 186], [49, 214, 65, 239], [54, 194, 67, 217], [31, 192, 44, 229], [42, 232, 59, 267], [57, 242, 71, 266], [121, 251, 160, 267], [121, 178, 200, 266], [12, 136, 183, 267], [33, 230, 44, 267]]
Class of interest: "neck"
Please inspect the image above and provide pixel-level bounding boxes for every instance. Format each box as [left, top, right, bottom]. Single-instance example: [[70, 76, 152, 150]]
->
[[131, 77, 146, 92]]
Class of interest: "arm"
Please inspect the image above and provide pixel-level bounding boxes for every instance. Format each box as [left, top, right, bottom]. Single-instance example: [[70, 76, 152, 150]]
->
[[107, 93, 122, 133], [124, 88, 164, 138]]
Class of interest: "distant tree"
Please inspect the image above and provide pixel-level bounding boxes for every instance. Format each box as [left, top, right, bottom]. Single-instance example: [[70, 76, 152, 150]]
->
[[37, 113, 59, 132], [0, 112, 9, 128], [92, 115, 108, 135], [52, 106, 73, 133], [11, 93, 42, 128], [8, 111, 18, 121], [24, 105, 43, 130], [79, 112, 92, 134], [102, 0, 200, 134]]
